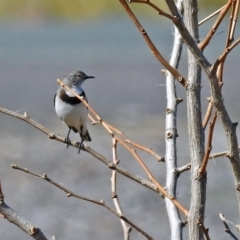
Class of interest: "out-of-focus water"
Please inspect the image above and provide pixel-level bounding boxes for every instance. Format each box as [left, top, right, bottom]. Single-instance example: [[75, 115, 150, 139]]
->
[[0, 17, 240, 239]]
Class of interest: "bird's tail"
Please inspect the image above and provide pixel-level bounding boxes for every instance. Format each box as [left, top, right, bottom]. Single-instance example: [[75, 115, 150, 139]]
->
[[82, 130, 91, 142]]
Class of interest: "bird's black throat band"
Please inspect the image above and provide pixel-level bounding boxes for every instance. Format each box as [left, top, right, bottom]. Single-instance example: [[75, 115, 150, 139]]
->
[[58, 89, 86, 105]]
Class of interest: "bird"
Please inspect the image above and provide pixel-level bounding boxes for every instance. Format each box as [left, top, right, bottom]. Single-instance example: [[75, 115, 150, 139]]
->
[[54, 70, 94, 153]]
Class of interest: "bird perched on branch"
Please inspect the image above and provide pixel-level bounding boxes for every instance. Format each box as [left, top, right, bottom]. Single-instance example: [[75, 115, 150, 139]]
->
[[54, 70, 94, 153]]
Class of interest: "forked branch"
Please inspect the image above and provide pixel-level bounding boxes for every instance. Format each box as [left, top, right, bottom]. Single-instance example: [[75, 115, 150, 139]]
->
[[11, 165, 153, 240], [0, 107, 158, 193], [57, 79, 189, 217]]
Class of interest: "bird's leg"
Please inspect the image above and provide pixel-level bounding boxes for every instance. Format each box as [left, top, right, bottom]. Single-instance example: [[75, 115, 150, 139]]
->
[[65, 128, 72, 148], [78, 138, 84, 154], [78, 126, 85, 154]]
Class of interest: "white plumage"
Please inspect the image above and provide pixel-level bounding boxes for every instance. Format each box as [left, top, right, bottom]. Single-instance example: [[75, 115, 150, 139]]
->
[[54, 71, 94, 153]]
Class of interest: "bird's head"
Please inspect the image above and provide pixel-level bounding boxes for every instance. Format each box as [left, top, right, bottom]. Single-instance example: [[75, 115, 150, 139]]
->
[[63, 70, 95, 88]]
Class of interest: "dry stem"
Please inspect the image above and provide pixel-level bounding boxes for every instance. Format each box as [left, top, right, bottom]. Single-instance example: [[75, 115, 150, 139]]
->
[[119, 0, 188, 87], [128, 0, 172, 19], [11, 165, 153, 240], [198, 112, 217, 176], [219, 213, 239, 240], [111, 139, 132, 239], [57, 79, 164, 163], [0, 107, 158, 193]]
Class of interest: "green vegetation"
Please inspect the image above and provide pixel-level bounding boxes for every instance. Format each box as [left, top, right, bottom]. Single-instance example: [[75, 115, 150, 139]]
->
[[0, 0, 231, 21]]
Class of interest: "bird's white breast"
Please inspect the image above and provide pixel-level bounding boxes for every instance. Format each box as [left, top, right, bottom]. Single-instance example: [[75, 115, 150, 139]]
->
[[55, 95, 88, 131]]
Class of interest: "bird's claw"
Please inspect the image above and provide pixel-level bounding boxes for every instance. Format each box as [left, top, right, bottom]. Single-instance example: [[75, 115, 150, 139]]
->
[[64, 137, 71, 149], [78, 139, 84, 154]]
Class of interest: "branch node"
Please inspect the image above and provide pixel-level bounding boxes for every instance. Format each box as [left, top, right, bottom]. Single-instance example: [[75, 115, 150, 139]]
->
[[67, 193, 72, 197], [140, 28, 147, 35], [166, 108, 173, 114], [42, 173, 47, 179], [225, 152, 232, 158], [232, 122, 238, 130], [111, 192, 117, 198], [11, 164, 18, 169], [108, 163, 116, 169], [178, 76, 183, 82], [176, 98, 183, 104], [48, 133, 56, 139], [172, 15, 180, 24], [166, 132, 173, 139], [161, 69, 167, 75], [158, 157, 165, 162], [30, 226, 39, 235], [182, 221, 188, 227], [236, 183, 240, 191], [23, 111, 29, 118]]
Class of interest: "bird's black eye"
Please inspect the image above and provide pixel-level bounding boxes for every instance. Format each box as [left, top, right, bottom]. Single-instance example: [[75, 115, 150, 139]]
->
[[76, 73, 85, 78]]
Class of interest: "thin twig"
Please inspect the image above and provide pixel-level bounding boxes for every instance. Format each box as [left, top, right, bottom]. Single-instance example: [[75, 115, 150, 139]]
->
[[164, 0, 184, 237], [57, 79, 163, 163], [128, 0, 172, 19], [175, 164, 191, 175], [198, 1, 232, 50], [198, 5, 226, 26], [202, 99, 213, 130], [0, 107, 158, 193], [215, 37, 240, 66], [198, 218, 211, 240], [119, 0, 188, 87], [116, 135, 188, 216], [219, 213, 239, 240], [198, 112, 217, 176], [11, 165, 153, 240], [125, 139, 164, 162], [213, 1, 239, 83], [111, 139, 132, 239]]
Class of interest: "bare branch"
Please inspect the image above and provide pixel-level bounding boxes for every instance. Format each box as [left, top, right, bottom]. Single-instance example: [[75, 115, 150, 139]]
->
[[111, 139, 132, 239], [198, 5, 226, 26], [214, 37, 240, 68], [165, 0, 240, 217], [197, 218, 211, 240], [219, 213, 239, 240], [128, 0, 172, 19], [57, 79, 163, 163], [175, 164, 191, 175], [198, 1, 232, 51], [0, 179, 55, 240], [0, 107, 158, 193], [11, 165, 153, 240], [118, 0, 188, 87], [198, 112, 217, 176], [125, 139, 164, 162], [56, 80, 189, 215], [164, 0, 184, 239], [202, 99, 213, 130], [116, 133, 188, 216]]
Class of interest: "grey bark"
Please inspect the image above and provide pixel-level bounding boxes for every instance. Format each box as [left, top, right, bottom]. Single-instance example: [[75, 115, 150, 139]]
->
[[183, 1, 206, 240], [0, 201, 56, 240], [164, 1, 183, 240]]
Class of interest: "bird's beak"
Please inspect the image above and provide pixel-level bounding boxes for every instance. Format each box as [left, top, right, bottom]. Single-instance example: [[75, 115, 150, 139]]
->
[[86, 76, 95, 79]]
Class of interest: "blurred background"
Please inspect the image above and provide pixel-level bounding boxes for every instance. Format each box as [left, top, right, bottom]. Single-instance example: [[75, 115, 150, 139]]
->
[[0, 1, 240, 239]]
